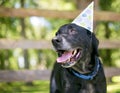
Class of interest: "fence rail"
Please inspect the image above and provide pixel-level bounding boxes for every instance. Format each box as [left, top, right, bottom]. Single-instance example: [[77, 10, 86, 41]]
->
[[0, 7, 120, 21], [0, 39, 120, 49], [0, 6, 120, 83], [0, 68, 119, 82], [0, 70, 51, 82], [0, 39, 52, 49]]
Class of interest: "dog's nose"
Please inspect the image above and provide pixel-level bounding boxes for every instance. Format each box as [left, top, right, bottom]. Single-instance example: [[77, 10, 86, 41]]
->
[[52, 37, 62, 44]]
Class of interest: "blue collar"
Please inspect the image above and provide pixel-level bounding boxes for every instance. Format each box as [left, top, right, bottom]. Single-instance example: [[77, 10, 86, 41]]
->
[[71, 57, 100, 80]]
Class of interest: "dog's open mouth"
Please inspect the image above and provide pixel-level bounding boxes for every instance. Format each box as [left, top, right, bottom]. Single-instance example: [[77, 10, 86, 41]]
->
[[56, 49, 82, 68]]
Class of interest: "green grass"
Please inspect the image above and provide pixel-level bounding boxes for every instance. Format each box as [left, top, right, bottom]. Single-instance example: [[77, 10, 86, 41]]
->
[[0, 81, 49, 93], [0, 80, 120, 93], [107, 83, 120, 93]]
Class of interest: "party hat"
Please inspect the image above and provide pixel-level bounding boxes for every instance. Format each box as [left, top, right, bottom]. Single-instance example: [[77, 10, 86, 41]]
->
[[72, 2, 94, 32]]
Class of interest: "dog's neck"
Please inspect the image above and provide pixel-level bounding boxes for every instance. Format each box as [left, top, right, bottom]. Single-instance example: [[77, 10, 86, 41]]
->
[[71, 55, 96, 74]]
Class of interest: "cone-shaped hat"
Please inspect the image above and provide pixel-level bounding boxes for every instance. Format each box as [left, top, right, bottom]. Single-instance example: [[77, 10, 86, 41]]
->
[[72, 2, 94, 32]]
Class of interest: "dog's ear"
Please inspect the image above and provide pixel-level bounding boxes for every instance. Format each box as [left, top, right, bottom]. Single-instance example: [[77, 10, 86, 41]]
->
[[92, 33, 99, 56]]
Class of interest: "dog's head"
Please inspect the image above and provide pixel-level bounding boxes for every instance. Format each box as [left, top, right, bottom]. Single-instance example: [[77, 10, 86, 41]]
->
[[52, 23, 99, 68]]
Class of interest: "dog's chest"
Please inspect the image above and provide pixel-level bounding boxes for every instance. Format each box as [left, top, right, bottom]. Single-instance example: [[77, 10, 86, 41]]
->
[[62, 70, 95, 93]]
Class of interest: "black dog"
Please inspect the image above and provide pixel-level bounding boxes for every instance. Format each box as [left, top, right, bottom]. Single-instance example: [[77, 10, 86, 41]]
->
[[50, 23, 106, 93]]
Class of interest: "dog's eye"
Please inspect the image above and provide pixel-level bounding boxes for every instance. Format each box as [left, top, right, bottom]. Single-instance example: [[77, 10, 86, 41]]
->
[[69, 29, 76, 35], [55, 32, 58, 36]]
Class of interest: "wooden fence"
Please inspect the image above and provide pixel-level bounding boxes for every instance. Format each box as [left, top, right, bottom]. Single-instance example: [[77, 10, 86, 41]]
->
[[0, 67, 120, 82], [0, 7, 120, 82], [0, 7, 120, 21], [0, 39, 120, 49]]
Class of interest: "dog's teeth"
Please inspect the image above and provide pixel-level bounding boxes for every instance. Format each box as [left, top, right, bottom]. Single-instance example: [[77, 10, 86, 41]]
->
[[67, 59, 70, 62], [73, 50, 77, 55]]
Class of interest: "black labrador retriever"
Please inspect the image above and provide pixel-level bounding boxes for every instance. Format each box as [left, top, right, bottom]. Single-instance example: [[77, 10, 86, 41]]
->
[[50, 23, 106, 93]]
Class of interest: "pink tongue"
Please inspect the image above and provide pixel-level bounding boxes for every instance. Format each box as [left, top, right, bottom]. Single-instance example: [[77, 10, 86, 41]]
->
[[57, 51, 73, 63]]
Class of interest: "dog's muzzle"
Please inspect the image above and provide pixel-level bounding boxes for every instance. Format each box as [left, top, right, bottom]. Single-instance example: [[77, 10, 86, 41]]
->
[[52, 36, 82, 68]]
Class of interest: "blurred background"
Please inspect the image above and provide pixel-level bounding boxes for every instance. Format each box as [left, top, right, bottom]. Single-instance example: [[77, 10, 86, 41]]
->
[[0, 0, 120, 93]]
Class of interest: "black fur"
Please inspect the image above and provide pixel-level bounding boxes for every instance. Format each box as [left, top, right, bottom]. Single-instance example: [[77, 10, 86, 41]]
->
[[50, 23, 106, 93]]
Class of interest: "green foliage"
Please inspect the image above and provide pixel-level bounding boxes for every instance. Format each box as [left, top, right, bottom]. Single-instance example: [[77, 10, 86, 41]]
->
[[0, 0, 19, 7], [35, 0, 76, 10], [107, 83, 120, 93], [96, 0, 120, 66], [0, 17, 20, 39], [99, 0, 114, 10], [0, 81, 49, 93], [111, 0, 120, 12], [0, 0, 74, 70]]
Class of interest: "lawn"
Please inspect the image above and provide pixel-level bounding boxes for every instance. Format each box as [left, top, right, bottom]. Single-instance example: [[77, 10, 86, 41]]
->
[[107, 83, 120, 93], [0, 80, 120, 93]]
